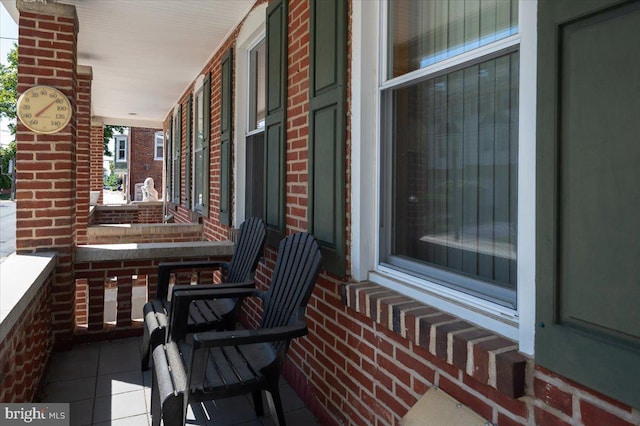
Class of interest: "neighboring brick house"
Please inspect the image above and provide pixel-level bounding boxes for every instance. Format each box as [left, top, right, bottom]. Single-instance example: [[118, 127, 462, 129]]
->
[[128, 127, 163, 202], [6, 0, 640, 425]]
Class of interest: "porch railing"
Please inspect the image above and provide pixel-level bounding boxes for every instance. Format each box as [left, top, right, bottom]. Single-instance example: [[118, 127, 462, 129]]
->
[[73, 241, 234, 340]]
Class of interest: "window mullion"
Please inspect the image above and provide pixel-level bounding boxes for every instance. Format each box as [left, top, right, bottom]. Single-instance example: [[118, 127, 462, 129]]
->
[[380, 34, 519, 91]]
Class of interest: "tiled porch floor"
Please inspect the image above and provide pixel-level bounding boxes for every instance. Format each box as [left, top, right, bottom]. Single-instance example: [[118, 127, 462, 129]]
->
[[39, 336, 319, 426]]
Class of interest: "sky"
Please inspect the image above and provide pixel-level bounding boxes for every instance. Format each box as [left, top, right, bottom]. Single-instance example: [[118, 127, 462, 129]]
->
[[1, 3, 18, 148]]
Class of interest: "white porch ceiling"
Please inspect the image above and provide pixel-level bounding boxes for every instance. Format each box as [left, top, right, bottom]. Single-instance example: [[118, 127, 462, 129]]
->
[[2, 0, 255, 128]]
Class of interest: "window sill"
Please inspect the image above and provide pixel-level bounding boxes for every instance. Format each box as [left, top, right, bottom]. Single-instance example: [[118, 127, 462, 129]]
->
[[341, 281, 528, 399]]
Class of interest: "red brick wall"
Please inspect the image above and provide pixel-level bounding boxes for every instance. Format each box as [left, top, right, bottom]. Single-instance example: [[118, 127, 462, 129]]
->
[[129, 127, 163, 201], [0, 274, 53, 402], [92, 204, 163, 225], [136, 203, 164, 224], [285, 0, 310, 231], [90, 124, 104, 203], [16, 2, 79, 348], [75, 68, 92, 245], [92, 206, 137, 224]]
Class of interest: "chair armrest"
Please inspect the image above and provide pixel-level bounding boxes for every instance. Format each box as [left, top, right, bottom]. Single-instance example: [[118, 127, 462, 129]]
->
[[169, 287, 265, 341], [156, 259, 231, 300], [169, 281, 254, 301], [191, 322, 309, 350]]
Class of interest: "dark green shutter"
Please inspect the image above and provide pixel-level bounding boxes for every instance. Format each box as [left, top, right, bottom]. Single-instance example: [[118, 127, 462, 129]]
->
[[264, 0, 287, 243], [220, 49, 233, 226], [173, 104, 182, 204], [166, 117, 173, 203], [185, 95, 192, 209], [308, 0, 347, 277], [536, 0, 640, 409], [203, 73, 211, 217]]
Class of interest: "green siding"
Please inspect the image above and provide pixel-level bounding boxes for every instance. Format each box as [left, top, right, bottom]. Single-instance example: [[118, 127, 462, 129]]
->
[[536, 0, 640, 409], [220, 50, 233, 226], [308, 0, 347, 276]]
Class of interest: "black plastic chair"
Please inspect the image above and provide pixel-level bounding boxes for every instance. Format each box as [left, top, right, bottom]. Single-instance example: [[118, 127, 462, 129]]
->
[[141, 217, 266, 370], [151, 232, 323, 426]]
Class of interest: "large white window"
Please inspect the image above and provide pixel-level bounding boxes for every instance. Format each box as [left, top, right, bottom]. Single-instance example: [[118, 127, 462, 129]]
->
[[245, 38, 266, 219], [233, 3, 267, 225], [350, 0, 536, 345], [193, 79, 206, 213], [381, 0, 520, 307]]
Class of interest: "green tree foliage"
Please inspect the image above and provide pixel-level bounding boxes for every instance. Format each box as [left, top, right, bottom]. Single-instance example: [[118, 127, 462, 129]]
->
[[0, 44, 17, 190], [0, 140, 16, 189], [0, 44, 17, 130], [103, 125, 125, 156]]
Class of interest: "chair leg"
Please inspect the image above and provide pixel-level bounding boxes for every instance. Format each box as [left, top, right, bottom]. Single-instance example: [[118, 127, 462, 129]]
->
[[267, 387, 286, 426], [252, 391, 264, 417], [141, 325, 151, 370], [151, 368, 161, 426]]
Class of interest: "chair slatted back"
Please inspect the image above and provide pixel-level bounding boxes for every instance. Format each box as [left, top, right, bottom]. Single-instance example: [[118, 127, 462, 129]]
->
[[226, 217, 266, 283], [260, 233, 322, 331]]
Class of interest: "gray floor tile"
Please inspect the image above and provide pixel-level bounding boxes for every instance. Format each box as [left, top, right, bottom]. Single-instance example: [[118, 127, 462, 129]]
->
[[41, 376, 96, 403], [92, 390, 147, 424], [278, 383, 306, 412], [50, 343, 100, 363], [69, 398, 94, 426], [283, 407, 321, 425], [189, 397, 258, 426], [96, 369, 144, 397], [41, 336, 319, 426], [93, 413, 149, 425], [98, 339, 141, 376], [44, 356, 99, 383]]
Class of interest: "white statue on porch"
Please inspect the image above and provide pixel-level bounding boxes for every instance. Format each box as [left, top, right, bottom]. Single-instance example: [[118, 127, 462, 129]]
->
[[141, 177, 159, 201]]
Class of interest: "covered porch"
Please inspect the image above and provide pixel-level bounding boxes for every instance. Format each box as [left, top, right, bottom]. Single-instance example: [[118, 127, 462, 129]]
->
[[1, 0, 640, 425]]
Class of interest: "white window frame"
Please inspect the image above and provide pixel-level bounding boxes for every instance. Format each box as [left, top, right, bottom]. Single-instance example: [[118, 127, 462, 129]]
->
[[154, 131, 163, 160], [115, 135, 127, 162], [351, 0, 537, 354], [233, 3, 267, 226], [192, 74, 205, 213]]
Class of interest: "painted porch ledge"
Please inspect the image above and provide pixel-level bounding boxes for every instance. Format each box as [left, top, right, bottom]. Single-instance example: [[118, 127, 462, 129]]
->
[[341, 282, 527, 399], [75, 240, 234, 262], [0, 252, 56, 342]]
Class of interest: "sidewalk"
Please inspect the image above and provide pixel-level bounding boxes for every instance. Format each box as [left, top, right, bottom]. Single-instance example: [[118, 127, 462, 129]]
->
[[0, 199, 16, 263], [102, 189, 127, 205]]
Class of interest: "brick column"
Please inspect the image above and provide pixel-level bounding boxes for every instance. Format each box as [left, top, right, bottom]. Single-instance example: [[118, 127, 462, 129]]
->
[[76, 66, 92, 245], [16, 0, 79, 348], [91, 120, 104, 204]]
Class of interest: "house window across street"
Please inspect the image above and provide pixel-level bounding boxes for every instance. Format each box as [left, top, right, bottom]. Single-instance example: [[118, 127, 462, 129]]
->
[[115, 135, 127, 162]]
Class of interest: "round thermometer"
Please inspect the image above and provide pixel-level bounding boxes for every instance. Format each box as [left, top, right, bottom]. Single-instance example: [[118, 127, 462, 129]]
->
[[17, 85, 72, 134]]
